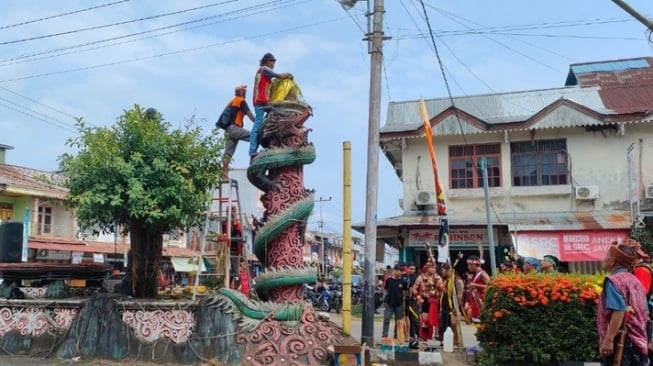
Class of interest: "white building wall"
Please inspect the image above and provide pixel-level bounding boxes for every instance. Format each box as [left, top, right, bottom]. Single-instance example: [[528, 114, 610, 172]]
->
[[399, 122, 653, 219]]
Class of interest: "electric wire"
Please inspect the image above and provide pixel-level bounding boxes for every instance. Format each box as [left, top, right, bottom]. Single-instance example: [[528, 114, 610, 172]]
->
[[0, 15, 339, 83], [0, 86, 78, 120], [0, 99, 76, 132], [429, 6, 573, 63], [0, 0, 304, 66], [0, 0, 238, 46], [0, 0, 130, 31], [416, 0, 505, 226]]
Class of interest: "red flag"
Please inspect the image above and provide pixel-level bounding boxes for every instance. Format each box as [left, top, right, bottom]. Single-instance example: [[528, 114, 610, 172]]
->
[[419, 98, 447, 216]]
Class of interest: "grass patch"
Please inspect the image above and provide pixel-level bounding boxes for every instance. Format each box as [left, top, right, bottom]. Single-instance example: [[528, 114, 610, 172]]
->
[[351, 304, 363, 317]]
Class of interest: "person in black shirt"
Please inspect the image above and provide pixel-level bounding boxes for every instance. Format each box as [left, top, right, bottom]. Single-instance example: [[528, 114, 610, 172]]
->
[[404, 262, 420, 346], [382, 265, 407, 339]]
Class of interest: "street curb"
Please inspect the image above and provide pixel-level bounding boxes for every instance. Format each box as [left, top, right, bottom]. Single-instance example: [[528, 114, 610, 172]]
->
[[367, 349, 443, 366]]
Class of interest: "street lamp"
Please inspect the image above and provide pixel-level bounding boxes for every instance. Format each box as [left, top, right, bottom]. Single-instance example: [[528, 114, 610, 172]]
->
[[337, 0, 385, 347]]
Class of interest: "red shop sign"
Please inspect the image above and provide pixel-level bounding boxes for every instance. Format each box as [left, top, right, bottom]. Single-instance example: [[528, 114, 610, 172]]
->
[[514, 230, 629, 262]]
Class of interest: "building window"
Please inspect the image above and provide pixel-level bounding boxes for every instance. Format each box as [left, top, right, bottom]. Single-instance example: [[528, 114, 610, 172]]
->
[[0, 202, 12, 220], [449, 143, 501, 189], [511, 139, 568, 186], [37, 206, 52, 235]]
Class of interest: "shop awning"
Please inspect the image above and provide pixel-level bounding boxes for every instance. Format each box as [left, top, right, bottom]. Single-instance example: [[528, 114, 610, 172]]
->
[[170, 257, 207, 272], [512, 229, 630, 262]]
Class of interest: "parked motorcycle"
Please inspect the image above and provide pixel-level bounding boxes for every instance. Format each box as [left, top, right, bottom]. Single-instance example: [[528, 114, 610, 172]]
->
[[316, 283, 342, 313], [351, 284, 363, 305], [303, 283, 320, 308]]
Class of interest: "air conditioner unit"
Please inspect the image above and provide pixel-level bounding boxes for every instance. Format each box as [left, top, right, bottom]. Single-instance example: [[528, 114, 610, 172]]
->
[[575, 185, 599, 200], [415, 190, 436, 206], [645, 184, 653, 199]]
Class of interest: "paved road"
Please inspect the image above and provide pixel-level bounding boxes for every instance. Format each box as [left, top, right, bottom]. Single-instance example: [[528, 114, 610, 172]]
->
[[325, 309, 480, 350]]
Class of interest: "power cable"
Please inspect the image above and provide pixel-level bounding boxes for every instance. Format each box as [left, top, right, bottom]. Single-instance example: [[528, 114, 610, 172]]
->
[[428, 6, 573, 62], [0, 0, 238, 46], [0, 14, 337, 83], [0, 86, 79, 120], [0, 1, 130, 31], [416, 0, 506, 226], [0, 0, 310, 66], [0, 99, 76, 132]]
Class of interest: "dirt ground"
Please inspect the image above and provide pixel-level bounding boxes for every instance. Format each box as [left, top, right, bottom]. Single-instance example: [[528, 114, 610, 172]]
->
[[441, 351, 473, 366]]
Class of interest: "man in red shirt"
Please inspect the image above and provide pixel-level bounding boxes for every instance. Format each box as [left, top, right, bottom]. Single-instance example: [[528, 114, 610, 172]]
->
[[249, 52, 293, 159]]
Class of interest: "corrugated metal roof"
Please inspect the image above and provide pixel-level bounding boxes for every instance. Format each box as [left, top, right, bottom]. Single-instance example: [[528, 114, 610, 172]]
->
[[28, 236, 201, 257], [354, 210, 631, 232], [571, 58, 649, 74], [382, 86, 611, 135], [566, 57, 653, 86], [0, 164, 67, 199]]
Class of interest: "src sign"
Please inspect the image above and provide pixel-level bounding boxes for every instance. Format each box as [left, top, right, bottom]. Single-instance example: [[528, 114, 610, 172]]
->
[[513, 230, 629, 262]]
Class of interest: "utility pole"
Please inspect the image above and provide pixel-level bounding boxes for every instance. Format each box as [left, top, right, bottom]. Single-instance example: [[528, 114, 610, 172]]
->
[[316, 196, 332, 278], [612, 0, 653, 31], [337, 0, 388, 347], [361, 0, 385, 348]]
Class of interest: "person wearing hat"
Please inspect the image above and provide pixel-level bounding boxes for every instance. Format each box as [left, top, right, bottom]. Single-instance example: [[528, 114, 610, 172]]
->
[[465, 255, 489, 323], [623, 238, 653, 363], [249, 52, 293, 159], [540, 255, 559, 274], [217, 85, 255, 178], [412, 259, 443, 341], [522, 257, 540, 274], [597, 242, 648, 365]]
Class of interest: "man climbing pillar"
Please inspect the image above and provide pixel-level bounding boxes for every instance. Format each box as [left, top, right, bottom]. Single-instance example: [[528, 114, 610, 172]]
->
[[217, 85, 254, 178], [249, 52, 293, 160]]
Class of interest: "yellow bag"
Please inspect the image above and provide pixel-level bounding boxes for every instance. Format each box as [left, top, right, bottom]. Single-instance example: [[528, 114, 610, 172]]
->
[[270, 78, 304, 102]]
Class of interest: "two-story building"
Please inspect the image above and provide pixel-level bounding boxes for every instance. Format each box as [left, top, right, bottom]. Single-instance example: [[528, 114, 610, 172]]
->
[[0, 144, 202, 277], [356, 57, 653, 274]]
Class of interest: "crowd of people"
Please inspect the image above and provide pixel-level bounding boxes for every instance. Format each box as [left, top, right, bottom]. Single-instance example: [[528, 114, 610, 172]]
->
[[379, 253, 491, 350], [377, 240, 653, 364]]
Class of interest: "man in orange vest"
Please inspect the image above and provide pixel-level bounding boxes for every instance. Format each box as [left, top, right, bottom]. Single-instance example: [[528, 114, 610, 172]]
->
[[218, 85, 255, 177]]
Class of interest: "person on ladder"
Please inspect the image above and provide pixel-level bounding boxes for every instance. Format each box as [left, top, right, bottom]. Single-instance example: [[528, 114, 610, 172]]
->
[[217, 85, 255, 179]]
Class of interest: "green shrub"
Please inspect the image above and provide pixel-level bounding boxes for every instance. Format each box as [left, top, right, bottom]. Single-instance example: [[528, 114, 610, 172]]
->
[[474, 273, 602, 365]]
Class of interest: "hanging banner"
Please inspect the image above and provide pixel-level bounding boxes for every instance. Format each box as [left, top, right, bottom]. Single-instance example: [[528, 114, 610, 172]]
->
[[408, 228, 495, 248], [513, 230, 629, 262]]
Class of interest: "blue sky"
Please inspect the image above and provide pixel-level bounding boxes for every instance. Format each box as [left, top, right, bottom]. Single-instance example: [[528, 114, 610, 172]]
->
[[0, 0, 651, 233]]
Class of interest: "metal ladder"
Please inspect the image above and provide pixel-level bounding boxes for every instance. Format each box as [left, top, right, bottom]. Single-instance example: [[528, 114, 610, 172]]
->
[[206, 178, 251, 288], [194, 178, 246, 299]]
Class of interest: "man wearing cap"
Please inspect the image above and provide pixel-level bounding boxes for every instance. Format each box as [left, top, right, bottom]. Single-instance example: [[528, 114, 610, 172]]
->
[[218, 85, 255, 177], [249, 52, 293, 159], [541, 255, 559, 274]]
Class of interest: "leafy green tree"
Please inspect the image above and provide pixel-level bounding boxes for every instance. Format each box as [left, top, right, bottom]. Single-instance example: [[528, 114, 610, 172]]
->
[[59, 105, 223, 298]]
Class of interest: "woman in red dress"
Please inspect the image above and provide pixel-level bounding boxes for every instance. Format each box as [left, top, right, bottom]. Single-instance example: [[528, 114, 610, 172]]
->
[[465, 255, 490, 323]]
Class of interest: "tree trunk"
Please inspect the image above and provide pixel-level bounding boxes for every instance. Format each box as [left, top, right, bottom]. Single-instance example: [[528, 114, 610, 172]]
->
[[129, 221, 163, 298]]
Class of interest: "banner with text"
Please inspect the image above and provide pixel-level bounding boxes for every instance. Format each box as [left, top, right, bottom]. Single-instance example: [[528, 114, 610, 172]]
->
[[513, 230, 629, 262], [408, 228, 496, 248]]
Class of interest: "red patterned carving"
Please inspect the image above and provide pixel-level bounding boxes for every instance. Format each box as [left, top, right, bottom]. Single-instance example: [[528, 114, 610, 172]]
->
[[237, 308, 343, 366]]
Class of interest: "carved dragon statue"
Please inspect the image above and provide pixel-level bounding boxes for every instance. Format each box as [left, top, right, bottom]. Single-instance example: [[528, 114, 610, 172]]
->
[[186, 86, 352, 365]]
